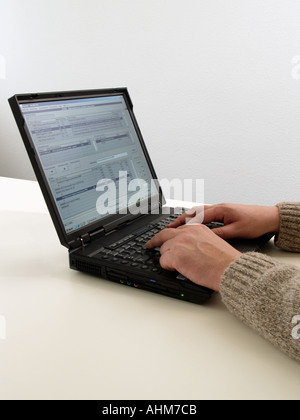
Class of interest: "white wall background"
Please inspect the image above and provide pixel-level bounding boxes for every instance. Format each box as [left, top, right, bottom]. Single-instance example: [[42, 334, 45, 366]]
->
[[1, 0, 300, 205]]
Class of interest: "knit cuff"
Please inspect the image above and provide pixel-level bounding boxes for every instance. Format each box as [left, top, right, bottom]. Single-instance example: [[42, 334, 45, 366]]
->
[[275, 202, 300, 252], [220, 252, 277, 323], [220, 252, 300, 362]]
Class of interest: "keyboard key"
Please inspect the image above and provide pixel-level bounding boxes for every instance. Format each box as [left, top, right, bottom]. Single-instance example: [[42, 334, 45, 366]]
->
[[101, 213, 188, 269]]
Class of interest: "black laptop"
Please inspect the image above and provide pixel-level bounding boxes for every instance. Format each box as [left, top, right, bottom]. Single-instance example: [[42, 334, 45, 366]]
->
[[9, 88, 273, 305]]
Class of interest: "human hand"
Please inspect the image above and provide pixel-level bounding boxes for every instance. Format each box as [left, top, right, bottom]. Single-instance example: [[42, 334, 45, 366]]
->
[[169, 203, 280, 240], [146, 225, 241, 292]]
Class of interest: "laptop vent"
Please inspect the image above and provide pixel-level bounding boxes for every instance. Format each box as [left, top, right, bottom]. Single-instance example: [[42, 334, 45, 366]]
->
[[74, 260, 102, 276]]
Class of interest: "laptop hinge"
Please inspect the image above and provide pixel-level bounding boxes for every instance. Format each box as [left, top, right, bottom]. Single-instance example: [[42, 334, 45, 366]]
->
[[78, 227, 106, 248], [90, 227, 106, 241], [79, 233, 91, 247]]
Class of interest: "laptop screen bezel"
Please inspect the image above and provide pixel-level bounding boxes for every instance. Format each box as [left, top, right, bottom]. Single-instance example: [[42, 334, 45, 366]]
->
[[9, 88, 166, 248]]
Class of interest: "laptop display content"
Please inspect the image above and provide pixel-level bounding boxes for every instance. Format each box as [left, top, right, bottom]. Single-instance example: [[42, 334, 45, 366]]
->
[[18, 93, 160, 235], [9, 88, 274, 305]]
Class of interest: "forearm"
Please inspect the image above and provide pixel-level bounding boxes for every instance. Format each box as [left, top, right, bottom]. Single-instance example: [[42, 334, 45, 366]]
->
[[220, 252, 300, 362], [275, 202, 300, 252]]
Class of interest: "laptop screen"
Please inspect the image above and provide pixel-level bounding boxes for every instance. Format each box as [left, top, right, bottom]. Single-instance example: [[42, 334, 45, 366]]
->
[[19, 94, 159, 234]]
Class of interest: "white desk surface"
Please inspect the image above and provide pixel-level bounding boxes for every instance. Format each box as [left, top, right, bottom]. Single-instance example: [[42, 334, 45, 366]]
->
[[0, 176, 299, 400]]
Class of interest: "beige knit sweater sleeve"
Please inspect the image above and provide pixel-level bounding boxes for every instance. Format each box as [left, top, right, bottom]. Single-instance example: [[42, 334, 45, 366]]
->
[[220, 202, 300, 362]]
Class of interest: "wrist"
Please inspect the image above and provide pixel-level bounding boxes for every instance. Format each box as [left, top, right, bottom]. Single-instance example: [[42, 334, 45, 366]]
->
[[216, 249, 242, 292], [269, 206, 280, 233]]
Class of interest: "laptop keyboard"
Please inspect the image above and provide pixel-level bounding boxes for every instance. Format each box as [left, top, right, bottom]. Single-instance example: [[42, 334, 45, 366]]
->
[[96, 215, 177, 274], [96, 215, 224, 275]]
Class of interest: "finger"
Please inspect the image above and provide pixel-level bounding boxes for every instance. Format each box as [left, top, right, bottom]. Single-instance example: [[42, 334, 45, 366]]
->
[[168, 206, 207, 228], [186, 210, 205, 225], [167, 211, 195, 228], [160, 236, 178, 255], [211, 223, 240, 240], [202, 205, 226, 225], [146, 228, 180, 249], [159, 250, 177, 271]]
